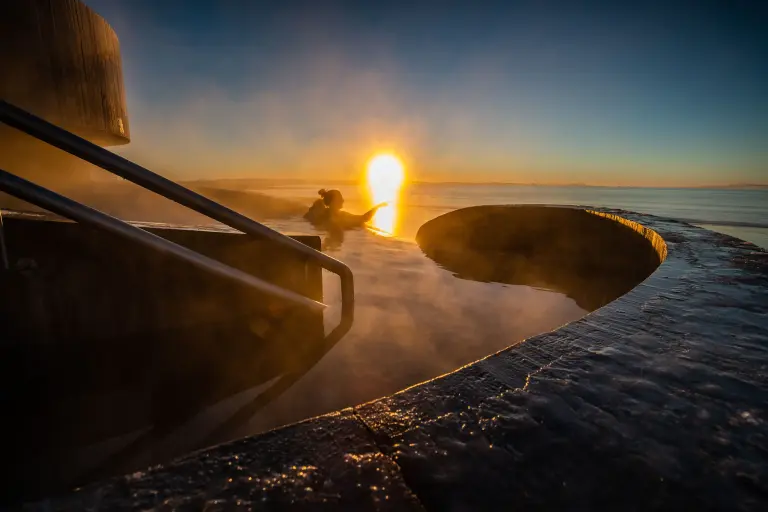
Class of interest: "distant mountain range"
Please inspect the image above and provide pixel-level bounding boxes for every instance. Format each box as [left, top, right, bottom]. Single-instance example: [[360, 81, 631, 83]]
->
[[183, 178, 768, 191], [694, 184, 768, 190]]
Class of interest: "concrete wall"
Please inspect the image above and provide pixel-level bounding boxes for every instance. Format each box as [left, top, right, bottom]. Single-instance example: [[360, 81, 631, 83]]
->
[[0, 213, 324, 503]]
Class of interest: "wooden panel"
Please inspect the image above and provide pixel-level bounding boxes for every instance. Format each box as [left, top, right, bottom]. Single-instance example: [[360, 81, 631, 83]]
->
[[0, 0, 130, 144]]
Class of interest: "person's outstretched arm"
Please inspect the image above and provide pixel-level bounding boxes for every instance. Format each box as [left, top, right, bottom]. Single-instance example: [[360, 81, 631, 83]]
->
[[361, 202, 387, 222], [330, 203, 388, 228]]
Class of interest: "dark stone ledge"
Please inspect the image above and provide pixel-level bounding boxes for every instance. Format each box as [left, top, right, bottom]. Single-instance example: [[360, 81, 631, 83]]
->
[[33, 207, 768, 511]]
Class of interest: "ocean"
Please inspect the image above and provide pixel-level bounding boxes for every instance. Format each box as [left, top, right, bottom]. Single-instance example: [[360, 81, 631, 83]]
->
[[259, 183, 768, 248]]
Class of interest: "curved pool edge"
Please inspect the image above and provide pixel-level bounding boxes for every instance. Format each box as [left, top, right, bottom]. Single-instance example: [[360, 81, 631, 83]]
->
[[415, 204, 669, 313], [35, 207, 768, 511], [587, 209, 668, 262]]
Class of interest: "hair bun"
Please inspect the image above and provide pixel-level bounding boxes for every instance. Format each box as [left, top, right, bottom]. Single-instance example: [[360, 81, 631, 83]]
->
[[318, 189, 327, 197]]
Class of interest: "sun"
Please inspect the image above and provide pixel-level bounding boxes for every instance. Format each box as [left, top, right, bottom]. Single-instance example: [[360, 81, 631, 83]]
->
[[365, 153, 405, 235], [366, 154, 405, 204]]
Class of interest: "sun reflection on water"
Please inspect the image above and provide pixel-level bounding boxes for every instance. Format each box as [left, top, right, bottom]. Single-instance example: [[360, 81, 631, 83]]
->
[[371, 203, 397, 236], [366, 154, 405, 236]]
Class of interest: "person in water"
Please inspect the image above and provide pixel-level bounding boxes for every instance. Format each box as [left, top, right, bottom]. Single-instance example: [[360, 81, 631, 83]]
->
[[304, 189, 385, 229]]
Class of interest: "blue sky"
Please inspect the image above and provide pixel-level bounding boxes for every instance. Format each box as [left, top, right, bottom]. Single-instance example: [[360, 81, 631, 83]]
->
[[87, 0, 767, 186]]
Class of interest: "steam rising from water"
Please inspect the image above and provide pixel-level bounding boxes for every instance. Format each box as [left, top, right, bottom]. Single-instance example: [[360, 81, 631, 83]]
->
[[222, 214, 587, 438]]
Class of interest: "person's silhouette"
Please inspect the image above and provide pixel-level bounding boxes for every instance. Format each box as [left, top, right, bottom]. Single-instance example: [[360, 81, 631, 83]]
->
[[304, 189, 385, 230]]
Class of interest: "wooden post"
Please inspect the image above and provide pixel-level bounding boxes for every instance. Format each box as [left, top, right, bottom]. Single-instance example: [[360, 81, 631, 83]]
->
[[0, 0, 130, 187]]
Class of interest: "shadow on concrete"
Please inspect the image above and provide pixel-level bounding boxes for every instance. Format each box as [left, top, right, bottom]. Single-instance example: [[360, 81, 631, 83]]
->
[[416, 206, 666, 312]]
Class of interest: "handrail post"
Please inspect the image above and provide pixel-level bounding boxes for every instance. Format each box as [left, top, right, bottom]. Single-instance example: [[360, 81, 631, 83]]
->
[[0, 210, 9, 270]]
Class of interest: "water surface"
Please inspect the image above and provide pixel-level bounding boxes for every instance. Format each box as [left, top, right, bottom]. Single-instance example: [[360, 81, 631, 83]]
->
[[57, 182, 767, 483], [185, 183, 767, 438]]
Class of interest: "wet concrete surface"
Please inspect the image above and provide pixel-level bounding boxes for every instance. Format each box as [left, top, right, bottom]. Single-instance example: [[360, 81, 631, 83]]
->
[[28, 207, 768, 511], [34, 412, 425, 511]]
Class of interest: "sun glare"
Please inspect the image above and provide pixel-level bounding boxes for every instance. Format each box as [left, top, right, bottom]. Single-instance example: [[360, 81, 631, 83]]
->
[[366, 153, 405, 236]]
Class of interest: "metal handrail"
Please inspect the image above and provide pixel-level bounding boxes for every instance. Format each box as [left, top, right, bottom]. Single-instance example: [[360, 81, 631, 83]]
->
[[0, 170, 324, 311], [0, 100, 354, 339]]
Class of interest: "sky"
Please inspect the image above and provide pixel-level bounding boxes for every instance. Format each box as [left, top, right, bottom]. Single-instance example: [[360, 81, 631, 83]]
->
[[86, 0, 767, 186]]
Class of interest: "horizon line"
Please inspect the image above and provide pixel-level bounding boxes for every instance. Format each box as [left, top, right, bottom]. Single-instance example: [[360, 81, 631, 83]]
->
[[181, 177, 768, 191]]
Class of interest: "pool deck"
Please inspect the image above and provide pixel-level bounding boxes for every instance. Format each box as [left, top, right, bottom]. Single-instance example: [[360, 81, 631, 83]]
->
[[35, 208, 768, 511]]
